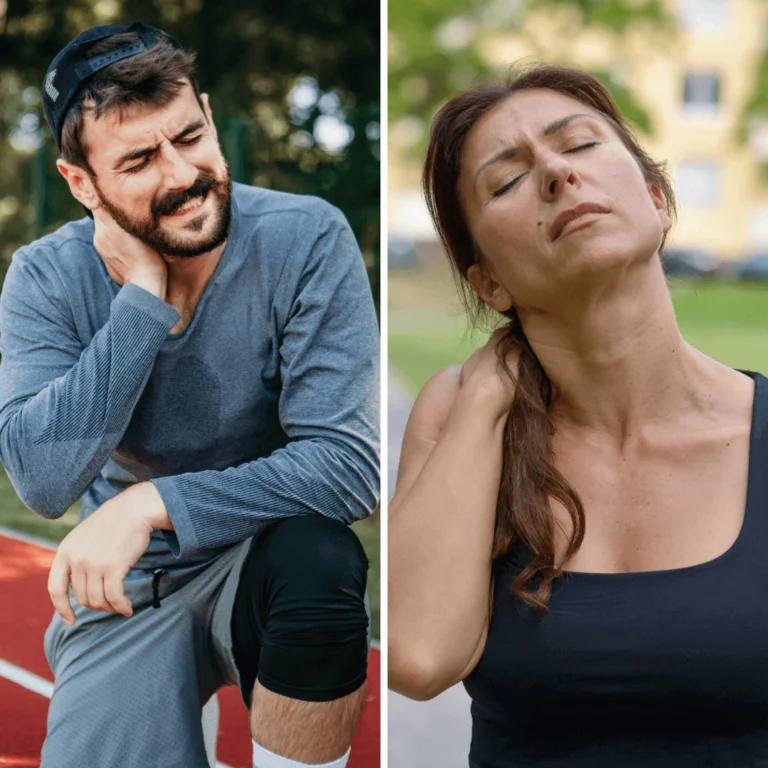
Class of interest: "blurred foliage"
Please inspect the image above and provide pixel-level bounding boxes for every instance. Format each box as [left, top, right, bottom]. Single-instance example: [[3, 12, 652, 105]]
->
[[591, 69, 652, 134], [0, 0, 380, 307], [388, 0, 489, 133], [389, 0, 675, 156], [531, 0, 669, 33]]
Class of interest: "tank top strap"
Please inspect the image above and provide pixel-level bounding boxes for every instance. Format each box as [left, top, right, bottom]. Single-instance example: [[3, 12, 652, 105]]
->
[[740, 371, 768, 547]]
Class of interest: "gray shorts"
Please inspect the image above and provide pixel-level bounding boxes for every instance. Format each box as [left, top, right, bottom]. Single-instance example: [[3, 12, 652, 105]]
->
[[41, 538, 253, 768]]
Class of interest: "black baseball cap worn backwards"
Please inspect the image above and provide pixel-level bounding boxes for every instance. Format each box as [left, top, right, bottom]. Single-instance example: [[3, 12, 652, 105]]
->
[[42, 22, 183, 150]]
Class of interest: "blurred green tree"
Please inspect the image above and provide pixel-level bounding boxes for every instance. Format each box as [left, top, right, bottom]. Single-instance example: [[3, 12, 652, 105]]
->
[[0, 0, 380, 305], [389, 0, 673, 156]]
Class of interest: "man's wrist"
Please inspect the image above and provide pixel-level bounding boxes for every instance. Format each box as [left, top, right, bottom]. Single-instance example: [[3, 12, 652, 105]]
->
[[128, 481, 173, 531], [127, 274, 166, 300]]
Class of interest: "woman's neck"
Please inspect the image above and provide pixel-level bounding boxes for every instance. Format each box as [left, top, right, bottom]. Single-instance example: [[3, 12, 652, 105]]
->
[[520, 261, 724, 442]]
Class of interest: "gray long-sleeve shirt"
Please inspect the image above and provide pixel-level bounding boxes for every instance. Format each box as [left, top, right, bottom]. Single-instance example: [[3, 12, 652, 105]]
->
[[0, 183, 380, 573]]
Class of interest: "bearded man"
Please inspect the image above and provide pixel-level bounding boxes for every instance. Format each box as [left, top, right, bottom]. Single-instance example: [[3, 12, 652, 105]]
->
[[0, 23, 379, 768]]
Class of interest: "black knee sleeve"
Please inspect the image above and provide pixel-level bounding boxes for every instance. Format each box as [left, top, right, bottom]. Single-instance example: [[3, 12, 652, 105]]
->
[[231, 516, 369, 704]]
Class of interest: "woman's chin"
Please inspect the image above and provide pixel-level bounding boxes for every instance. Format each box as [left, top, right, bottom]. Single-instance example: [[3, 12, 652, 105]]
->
[[558, 237, 659, 277]]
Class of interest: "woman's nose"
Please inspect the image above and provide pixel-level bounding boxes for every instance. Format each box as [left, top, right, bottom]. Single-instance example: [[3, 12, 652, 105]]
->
[[540, 157, 579, 201]]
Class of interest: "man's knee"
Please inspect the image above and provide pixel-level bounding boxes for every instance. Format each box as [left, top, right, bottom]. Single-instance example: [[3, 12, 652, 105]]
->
[[251, 515, 369, 645], [232, 516, 370, 704], [259, 515, 368, 597]]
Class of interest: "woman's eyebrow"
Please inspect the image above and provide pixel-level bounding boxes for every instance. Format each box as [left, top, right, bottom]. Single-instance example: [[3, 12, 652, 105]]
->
[[473, 113, 598, 187]]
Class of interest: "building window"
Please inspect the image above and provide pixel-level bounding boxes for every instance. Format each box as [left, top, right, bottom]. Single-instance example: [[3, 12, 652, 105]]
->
[[675, 161, 721, 207], [682, 73, 720, 115], [747, 208, 768, 248], [677, 0, 728, 33]]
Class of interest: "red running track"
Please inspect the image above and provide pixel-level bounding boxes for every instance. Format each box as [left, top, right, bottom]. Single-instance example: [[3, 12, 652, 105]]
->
[[0, 532, 380, 768]]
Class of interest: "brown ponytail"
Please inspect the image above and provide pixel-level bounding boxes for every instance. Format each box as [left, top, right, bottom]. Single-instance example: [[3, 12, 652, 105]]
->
[[422, 63, 676, 610], [494, 311, 585, 610]]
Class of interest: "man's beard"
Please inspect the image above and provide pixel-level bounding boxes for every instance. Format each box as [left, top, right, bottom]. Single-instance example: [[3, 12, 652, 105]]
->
[[94, 168, 233, 258]]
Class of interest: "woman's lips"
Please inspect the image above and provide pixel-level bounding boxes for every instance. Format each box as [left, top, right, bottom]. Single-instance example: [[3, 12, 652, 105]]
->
[[550, 202, 610, 241], [558, 213, 601, 239]]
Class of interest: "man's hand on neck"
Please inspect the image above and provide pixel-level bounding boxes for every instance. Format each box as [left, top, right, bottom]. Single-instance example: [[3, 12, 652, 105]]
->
[[92, 207, 168, 300]]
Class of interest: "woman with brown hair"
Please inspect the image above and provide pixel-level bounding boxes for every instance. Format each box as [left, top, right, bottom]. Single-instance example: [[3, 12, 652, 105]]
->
[[388, 63, 767, 766]]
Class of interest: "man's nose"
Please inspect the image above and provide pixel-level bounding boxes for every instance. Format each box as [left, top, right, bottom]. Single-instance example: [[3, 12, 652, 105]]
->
[[159, 144, 198, 191]]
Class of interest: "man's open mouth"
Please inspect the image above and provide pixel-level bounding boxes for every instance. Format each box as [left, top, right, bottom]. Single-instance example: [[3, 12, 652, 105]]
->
[[167, 192, 208, 216]]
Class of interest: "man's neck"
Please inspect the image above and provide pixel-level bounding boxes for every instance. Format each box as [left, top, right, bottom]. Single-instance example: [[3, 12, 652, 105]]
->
[[163, 239, 227, 297], [162, 240, 227, 334]]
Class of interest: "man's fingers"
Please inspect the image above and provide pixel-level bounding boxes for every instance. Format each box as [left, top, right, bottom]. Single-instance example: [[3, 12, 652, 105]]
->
[[104, 571, 132, 618], [47, 557, 75, 626], [70, 567, 88, 612], [86, 571, 114, 614], [49, 560, 131, 619]]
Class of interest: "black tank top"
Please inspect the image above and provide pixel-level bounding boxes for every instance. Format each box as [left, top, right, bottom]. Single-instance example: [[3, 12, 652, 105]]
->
[[464, 371, 768, 767]]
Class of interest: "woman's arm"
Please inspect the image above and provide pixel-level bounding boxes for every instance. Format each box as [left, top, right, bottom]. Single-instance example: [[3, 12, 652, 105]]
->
[[389, 331, 517, 700]]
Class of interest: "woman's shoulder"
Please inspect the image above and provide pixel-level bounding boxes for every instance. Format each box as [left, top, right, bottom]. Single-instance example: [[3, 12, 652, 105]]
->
[[420, 365, 462, 397], [410, 366, 462, 431]]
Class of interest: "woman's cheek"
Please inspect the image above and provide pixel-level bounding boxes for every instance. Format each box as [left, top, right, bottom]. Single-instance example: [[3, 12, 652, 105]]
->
[[480, 218, 524, 265]]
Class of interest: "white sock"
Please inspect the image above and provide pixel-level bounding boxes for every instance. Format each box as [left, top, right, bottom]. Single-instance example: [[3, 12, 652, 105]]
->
[[252, 739, 350, 768], [201, 695, 220, 767]]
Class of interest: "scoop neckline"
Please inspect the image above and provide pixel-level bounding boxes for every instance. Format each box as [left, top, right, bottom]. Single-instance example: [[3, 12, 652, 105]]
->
[[557, 369, 762, 581]]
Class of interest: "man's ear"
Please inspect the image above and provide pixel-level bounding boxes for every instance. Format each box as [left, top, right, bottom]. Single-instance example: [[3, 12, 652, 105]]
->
[[56, 160, 99, 211], [467, 261, 514, 313], [649, 183, 672, 235], [200, 93, 218, 141]]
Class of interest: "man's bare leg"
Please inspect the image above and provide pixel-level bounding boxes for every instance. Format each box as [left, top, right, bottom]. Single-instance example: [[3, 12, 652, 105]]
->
[[250, 680, 367, 764]]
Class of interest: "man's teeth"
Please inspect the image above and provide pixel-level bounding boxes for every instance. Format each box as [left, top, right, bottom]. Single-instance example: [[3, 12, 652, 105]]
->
[[173, 196, 205, 214]]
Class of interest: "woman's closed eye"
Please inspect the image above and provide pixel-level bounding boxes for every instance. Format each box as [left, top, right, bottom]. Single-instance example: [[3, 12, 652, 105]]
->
[[566, 140, 598, 154], [491, 141, 598, 198]]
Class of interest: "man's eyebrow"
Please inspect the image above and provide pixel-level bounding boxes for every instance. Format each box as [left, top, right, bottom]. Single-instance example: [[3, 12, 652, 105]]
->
[[172, 119, 206, 142], [113, 120, 207, 170], [472, 113, 597, 186]]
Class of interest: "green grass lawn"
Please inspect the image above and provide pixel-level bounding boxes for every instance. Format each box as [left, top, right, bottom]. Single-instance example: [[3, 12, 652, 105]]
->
[[390, 269, 768, 395], [0, 470, 380, 639], [0, 472, 80, 542]]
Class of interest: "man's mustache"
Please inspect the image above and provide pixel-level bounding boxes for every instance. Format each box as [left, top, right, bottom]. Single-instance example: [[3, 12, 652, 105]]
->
[[152, 172, 218, 217]]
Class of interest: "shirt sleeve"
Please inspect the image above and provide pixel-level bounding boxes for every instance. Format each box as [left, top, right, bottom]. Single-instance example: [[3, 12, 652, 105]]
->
[[151, 204, 380, 558], [0, 250, 180, 518]]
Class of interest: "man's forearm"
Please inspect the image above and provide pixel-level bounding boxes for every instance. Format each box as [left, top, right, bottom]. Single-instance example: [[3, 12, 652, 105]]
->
[[0, 281, 180, 518], [151, 435, 379, 559]]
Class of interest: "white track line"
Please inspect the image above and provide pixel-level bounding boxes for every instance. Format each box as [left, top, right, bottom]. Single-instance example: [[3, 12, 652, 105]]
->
[[0, 657, 53, 698], [0, 524, 57, 550], [0, 657, 234, 768]]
